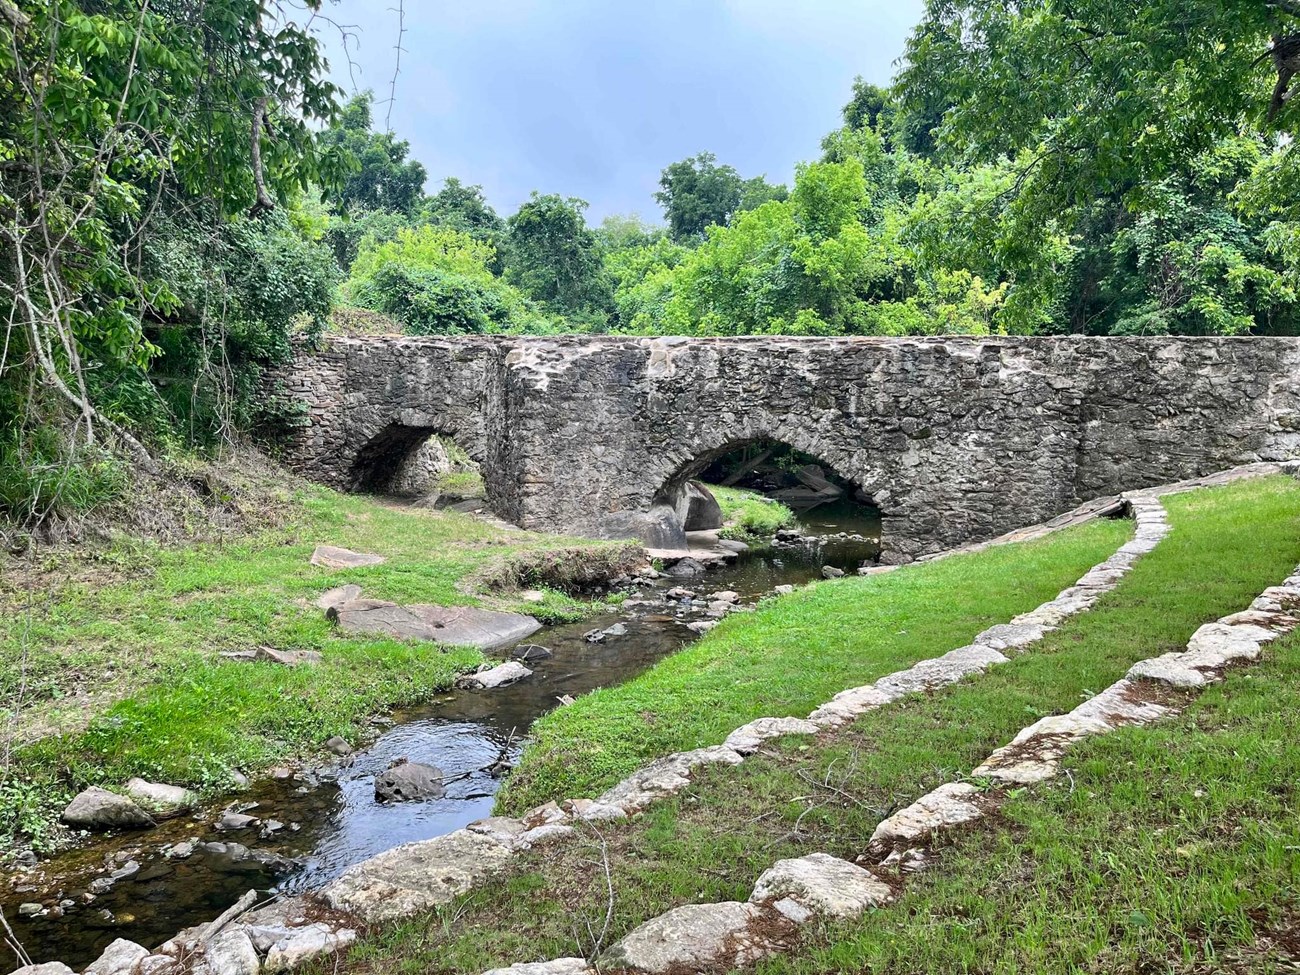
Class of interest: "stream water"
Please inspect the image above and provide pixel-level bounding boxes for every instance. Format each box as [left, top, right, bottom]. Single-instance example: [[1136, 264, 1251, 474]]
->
[[6, 509, 880, 969]]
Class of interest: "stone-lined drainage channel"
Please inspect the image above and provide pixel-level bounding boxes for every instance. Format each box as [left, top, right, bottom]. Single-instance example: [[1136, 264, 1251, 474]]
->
[[4, 516, 880, 970]]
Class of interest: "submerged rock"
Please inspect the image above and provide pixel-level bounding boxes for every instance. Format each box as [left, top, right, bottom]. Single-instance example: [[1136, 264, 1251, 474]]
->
[[457, 660, 532, 689], [375, 760, 445, 802], [512, 643, 553, 661], [216, 811, 260, 831], [62, 787, 155, 831], [584, 622, 628, 642], [664, 557, 706, 578]]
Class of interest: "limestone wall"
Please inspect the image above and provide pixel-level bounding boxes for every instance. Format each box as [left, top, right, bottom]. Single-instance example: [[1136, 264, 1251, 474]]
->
[[274, 335, 1300, 562]]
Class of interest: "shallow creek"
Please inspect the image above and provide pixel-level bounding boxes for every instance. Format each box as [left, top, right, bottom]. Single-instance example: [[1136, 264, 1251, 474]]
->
[[7, 512, 879, 968]]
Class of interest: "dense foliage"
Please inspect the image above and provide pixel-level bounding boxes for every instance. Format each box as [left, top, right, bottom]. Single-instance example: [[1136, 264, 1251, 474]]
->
[[0, 0, 343, 522], [3, 0, 1300, 526]]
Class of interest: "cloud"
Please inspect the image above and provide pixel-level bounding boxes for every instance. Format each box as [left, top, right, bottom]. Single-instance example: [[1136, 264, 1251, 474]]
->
[[314, 0, 923, 221]]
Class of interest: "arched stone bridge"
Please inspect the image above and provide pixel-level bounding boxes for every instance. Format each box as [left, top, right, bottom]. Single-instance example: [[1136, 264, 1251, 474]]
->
[[274, 335, 1300, 563]]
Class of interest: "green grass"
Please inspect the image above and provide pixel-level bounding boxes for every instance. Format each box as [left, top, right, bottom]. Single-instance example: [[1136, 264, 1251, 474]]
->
[[762, 627, 1300, 975], [498, 512, 1131, 813], [0, 487, 615, 853], [323, 474, 1300, 975], [711, 485, 796, 540]]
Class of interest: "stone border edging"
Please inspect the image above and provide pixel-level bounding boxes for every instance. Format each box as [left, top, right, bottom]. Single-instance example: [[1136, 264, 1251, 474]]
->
[[309, 481, 1171, 931], [30, 463, 1295, 975], [485, 553, 1300, 975]]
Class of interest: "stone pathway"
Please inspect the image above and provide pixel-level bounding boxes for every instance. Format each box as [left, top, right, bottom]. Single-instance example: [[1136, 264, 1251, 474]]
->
[[34, 463, 1297, 975]]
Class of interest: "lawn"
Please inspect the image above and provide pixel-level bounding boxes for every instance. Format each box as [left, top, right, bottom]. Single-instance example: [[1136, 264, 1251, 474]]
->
[[328, 474, 1300, 975], [0, 486, 622, 853], [711, 485, 796, 540], [498, 510, 1131, 813]]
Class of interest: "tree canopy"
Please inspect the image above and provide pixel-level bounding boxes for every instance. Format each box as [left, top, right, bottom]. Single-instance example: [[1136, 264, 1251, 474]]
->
[[4, 0, 1300, 522]]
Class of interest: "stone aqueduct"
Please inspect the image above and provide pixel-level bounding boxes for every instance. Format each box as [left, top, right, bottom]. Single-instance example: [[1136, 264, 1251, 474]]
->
[[275, 335, 1300, 563]]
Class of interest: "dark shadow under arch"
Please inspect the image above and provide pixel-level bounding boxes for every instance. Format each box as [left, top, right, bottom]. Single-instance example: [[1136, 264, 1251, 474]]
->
[[348, 422, 480, 499]]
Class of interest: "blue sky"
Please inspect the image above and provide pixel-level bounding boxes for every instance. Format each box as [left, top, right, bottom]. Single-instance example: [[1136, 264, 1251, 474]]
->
[[312, 1, 924, 223]]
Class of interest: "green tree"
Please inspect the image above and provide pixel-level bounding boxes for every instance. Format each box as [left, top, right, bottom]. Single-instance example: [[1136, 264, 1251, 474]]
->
[[319, 93, 427, 215], [505, 193, 610, 319], [346, 225, 546, 335], [655, 152, 787, 241], [841, 77, 896, 145], [896, 0, 1300, 222], [0, 0, 343, 484]]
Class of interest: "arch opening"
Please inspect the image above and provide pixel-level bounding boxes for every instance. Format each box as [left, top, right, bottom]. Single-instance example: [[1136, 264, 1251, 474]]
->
[[348, 423, 484, 510], [650, 438, 883, 568]]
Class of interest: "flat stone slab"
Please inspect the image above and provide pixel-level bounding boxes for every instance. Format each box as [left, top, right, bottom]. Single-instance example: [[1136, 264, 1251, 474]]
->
[[310, 545, 386, 569], [329, 600, 541, 650], [725, 716, 820, 754], [481, 962, 591, 975], [600, 901, 776, 972], [597, 746, 744, 811], [322, 828, 515, 923], [750, 853, 892, 918], [316, 584, 363, 609], [870, 782, 983, 847]]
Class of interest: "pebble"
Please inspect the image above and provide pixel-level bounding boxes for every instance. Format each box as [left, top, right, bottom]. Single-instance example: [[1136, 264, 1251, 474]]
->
[[18, 902, 42, 917]]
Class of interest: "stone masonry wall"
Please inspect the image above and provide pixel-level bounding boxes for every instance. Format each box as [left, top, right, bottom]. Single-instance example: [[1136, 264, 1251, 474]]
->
[[273, 335, 1300, 562]]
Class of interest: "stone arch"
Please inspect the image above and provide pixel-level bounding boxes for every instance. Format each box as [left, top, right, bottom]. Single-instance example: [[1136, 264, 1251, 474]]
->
[[642, 412, 897, 553], [347, 409, 486, 499]]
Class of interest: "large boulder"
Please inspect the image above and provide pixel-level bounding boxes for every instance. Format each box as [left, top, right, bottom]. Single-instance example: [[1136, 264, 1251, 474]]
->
[[194, 928, 261, 975], [125, 778, 198, 819], [62, 787, 155, 830], [639, 502, 688, 551], [674, 481, 723, 532], [375, 760, 445, 802], [83, 938, 150, 975]]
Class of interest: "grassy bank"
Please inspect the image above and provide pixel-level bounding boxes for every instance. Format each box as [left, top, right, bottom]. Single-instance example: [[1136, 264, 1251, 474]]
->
[[0, 487, 615, 853], [711, 485, 796, 540], [325, 475, 1300, 975], [498, 512, 1130, 813]]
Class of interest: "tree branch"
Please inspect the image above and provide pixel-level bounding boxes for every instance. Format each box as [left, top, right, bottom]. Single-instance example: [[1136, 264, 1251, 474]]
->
[[250, 96, 275, 214], [0, 0, 29, 32]]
